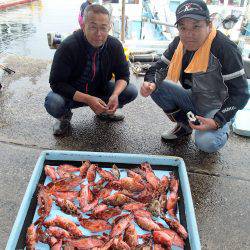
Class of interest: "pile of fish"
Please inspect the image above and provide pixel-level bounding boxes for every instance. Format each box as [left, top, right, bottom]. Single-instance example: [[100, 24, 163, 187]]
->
[[26, 161, 188, 249]]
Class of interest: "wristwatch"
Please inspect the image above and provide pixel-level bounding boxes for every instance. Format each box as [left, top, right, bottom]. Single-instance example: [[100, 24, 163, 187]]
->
[[213, 119, 221, 130]]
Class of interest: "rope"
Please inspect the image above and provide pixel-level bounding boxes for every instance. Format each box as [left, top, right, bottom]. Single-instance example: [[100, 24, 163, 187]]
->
[[131, 62, 151, 76]]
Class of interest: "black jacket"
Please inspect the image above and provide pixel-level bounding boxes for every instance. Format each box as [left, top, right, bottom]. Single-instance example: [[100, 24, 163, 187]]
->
[[145, 31, 249, 127], [49, 29, 130, 99]]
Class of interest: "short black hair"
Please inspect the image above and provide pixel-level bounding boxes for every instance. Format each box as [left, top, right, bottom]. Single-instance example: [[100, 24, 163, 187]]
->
[[83, 4, 111, 22]]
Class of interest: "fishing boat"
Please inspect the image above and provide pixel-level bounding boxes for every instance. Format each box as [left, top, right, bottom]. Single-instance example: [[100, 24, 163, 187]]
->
[[47, 0, 173, 54], [0, 0, 37, 10]]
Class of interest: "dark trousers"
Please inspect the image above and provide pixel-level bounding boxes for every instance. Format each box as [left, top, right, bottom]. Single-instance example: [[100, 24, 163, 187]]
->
[[151, 80, 229, 153], [44, 81, 138, 118]]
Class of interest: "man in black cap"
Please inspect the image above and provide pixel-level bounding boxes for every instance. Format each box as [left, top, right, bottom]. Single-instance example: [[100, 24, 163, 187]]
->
[[140, 0, 249, 153]]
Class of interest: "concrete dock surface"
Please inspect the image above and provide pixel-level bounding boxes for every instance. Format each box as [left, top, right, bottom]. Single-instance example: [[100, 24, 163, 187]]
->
[[0, 55, 249, 249]]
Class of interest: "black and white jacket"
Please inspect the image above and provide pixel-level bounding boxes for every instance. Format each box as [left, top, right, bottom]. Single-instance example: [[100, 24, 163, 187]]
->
[[145, 31, 249, 127]]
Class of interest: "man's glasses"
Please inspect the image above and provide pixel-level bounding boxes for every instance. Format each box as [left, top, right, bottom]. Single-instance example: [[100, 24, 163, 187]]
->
[[88, 25, 110, 34]]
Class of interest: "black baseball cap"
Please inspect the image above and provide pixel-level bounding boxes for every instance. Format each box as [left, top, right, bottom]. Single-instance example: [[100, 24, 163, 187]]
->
[[175, 0, 210, 24]]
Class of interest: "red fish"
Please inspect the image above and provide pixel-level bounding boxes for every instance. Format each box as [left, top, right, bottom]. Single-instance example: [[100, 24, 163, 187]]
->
[[96, 186, 113, 199], [153, 230, 174, 248], [134, 187, 154, 203], [78, 184, 94, 209], [135, 215, 161, 231], [26, 224, 37, 250], [166, 192, 179, 218], [79, 160, 91, 178], [112, 177, 145, 192], [90, 206, 122, 220], [102, 193, 135, 206], [78, 218, 112, 232], [111, 164, 120, 179], [57, 170, 72, 179], [51, 190, 79, 201], [110, 213, 134, 238], [93, 238, 115, 250], [46, 226, 71, 239], [96, 167, 117, 181], [58, 164, 79, 173], [160, 175, 169, 193], [112, 236, 131, 250], [47, 175, 82, 192], [43, 216, 83, 238], [87, 164, 97, 183], [141, 162, 160, 190], [131, 167, 147, 179], [169, 172, 179, 193], [161, 217, 188, 240], [124, 223, 138, 247], [159, 194, 167, 214], [67, 237, 105, 249], [159, 228, 185, 248], [80, 197, 99, 213], [133, 209, 152, 219], [44, 165, 59, 182], [120, 189, 136, 198], [36, 225, 58, 247], [63, 245, 75, 250], [123, 202, 146, 211], [91, 178, 107, 195], [154, 244, 167, 250], [37, 185, 53, 219], [91, 204, 108, 216], [51, 239, 62, 250], [127, 170, 143, 182], [148, 199, 162, 217], [54, 198, 80, 216]]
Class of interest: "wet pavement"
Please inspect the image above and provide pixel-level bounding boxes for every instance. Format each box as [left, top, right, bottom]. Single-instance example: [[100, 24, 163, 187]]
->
[[0, 0, 83, 59], [0, 1, 250, 250]]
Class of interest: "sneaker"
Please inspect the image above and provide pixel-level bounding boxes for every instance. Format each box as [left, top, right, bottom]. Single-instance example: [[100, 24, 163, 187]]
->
[[97, 109, 125, 121], [53, 111, 73, 136], [161, 124, 192, 141]]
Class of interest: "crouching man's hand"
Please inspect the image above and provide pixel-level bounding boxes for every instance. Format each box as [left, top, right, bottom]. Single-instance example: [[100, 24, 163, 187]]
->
[[140, 81, 156, 97], [189, 116, 219, 131], [107, 94, 119, 115], [73, 91, 107, 115], [86, 95, 108, 115]]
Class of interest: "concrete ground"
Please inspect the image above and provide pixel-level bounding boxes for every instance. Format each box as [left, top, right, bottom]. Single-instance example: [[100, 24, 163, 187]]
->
[[0, 55, 249, 249]]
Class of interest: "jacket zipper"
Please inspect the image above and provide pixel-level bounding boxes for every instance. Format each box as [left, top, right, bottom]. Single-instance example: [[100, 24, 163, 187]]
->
[[91, 51, 97, 81], [85, 82, 88, 93], [85, 51, 97, 93]]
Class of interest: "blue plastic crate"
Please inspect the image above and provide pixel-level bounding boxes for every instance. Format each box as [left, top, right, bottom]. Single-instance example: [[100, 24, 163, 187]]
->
[[6, 150, 201, 250]]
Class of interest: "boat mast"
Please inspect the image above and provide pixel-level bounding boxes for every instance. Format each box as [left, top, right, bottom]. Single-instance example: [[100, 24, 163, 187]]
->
[[121, 0, 125, 42]]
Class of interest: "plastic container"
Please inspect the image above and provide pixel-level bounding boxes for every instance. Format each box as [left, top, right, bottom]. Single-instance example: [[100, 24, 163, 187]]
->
[[6, 150, 201, 250]]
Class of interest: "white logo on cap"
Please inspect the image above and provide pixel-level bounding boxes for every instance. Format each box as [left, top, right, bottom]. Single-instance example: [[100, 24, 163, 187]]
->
[[178, 3, 203, 14]]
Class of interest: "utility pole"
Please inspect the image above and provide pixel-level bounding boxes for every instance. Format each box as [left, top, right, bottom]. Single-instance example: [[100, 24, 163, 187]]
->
[[121, 0, 125, 42]]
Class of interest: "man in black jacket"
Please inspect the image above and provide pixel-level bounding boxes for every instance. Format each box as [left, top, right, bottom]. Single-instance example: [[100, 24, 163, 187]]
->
[[45, 4, 138, 135], [140, 0, 249, 153]]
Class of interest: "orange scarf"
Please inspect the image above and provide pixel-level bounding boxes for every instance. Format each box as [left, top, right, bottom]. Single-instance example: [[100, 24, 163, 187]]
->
[[167, 26, 217, 83]]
